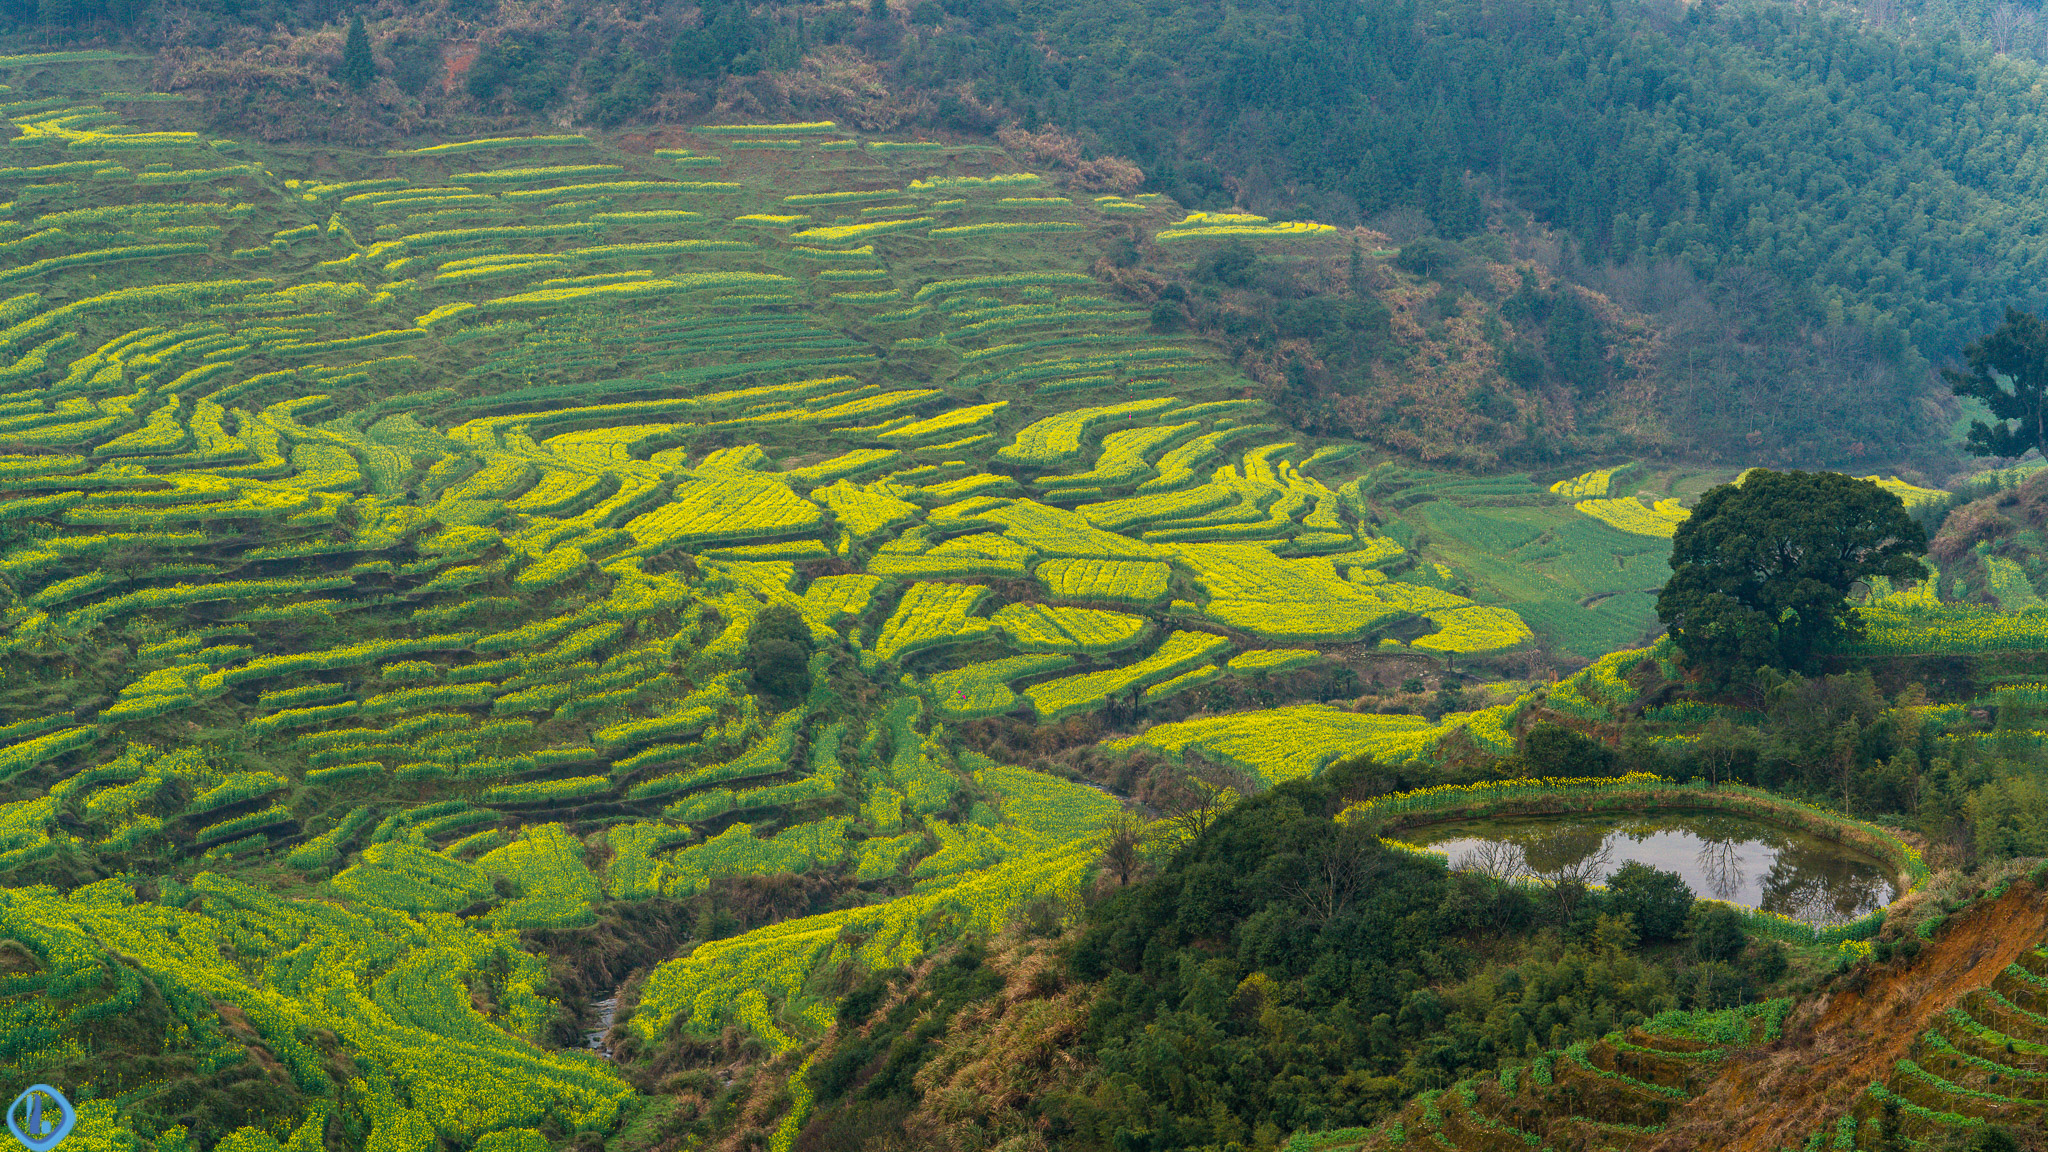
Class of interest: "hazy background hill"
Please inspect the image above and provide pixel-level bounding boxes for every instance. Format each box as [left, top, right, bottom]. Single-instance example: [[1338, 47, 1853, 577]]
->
[[7, 0, 2048, 477]]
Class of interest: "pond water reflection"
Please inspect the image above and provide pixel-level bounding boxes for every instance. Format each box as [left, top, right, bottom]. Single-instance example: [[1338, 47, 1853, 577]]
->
[[1399, 810, 1898, 926]]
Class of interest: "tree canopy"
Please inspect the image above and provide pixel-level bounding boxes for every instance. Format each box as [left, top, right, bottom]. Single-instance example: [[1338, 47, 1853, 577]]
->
[[1944, 306, 2048, 460], [746, 603, 815, 707], [1521, 722, 1618, 779], [336, 15, 374, 91], [1605, 862, 1693, 945], [1655, 470, 1927, 680]]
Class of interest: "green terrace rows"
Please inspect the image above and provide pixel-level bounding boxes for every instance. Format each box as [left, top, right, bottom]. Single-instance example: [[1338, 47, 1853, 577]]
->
[[1301, 1002, 1796, 1152], [0, 93, 1565, 1150], [1834, 940, 2048, 1148]]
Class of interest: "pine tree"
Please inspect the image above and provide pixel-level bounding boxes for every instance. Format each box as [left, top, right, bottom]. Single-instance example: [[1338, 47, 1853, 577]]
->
[[337, 15, 375, 91]]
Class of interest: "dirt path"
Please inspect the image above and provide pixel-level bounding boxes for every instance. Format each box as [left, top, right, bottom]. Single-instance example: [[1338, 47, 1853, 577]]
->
[[441, 40, 481, 94], [1645, 882, 2048, 1151]]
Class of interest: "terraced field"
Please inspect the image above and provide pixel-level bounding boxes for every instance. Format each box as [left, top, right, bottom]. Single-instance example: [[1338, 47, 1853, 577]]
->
[[1349, 1002, 1792, 1152], [6, 52, 2048, 1152], [1854, 949, 2048, 1145], [0, 54, 1613, 1150]]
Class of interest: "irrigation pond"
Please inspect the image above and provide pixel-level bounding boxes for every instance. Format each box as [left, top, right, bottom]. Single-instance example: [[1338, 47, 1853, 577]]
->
[[1397, 810, 1899, 926]]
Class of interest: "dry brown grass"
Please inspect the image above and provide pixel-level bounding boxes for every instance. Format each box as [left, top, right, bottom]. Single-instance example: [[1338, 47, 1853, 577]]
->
[[898, 937, 1091, 1152]]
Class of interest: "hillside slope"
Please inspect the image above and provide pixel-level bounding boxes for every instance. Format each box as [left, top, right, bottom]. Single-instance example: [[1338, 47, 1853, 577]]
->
[[0, 52, 1707, 1151], [1655, 879, 2048, 1151], [66, 0, 2048, 471], [1326, 878, 2048, 1152]]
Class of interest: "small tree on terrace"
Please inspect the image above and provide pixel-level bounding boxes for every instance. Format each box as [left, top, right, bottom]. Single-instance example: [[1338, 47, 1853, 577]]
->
[[1655, 469, 1926, 684], [745, 603, 815, 708], [1099, 811, 1145, 886], [1520, 722, 1618, 778]]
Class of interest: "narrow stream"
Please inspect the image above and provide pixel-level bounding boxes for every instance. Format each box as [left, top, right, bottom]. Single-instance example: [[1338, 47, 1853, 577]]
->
[[583, 988, 622, 1058]]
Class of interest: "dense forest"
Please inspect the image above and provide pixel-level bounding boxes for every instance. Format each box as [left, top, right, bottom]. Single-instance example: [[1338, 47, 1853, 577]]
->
[[889, 0, 2048, 467]]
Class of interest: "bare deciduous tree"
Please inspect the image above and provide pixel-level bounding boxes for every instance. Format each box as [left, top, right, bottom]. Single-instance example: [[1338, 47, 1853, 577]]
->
[[1100, 811, 1145, 887], [1695, 838, 1746, 901], [1156, 760, 1251, 842], [1693, 716, 1750, 787], [1990, 2, 2031, 53], [1534, 842, 1613, 923], [1284, 821, 1376, 925]]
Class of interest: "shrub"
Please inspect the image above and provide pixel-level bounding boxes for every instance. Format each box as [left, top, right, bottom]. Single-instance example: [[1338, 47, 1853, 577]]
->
[[1522, 723, 1619, 777], [749, 637, 811, 707], [1692, 904, 1748, 962], [1607, 862, 1694, 944]]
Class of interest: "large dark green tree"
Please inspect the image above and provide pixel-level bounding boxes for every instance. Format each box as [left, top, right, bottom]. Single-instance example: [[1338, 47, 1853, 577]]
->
[[1604, 862, 1693, 944], [1655, 470, 1927, 680], [1944, 306, 2048, 459], [336, 15, 375, 91], [746, 603, 814, 707]]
